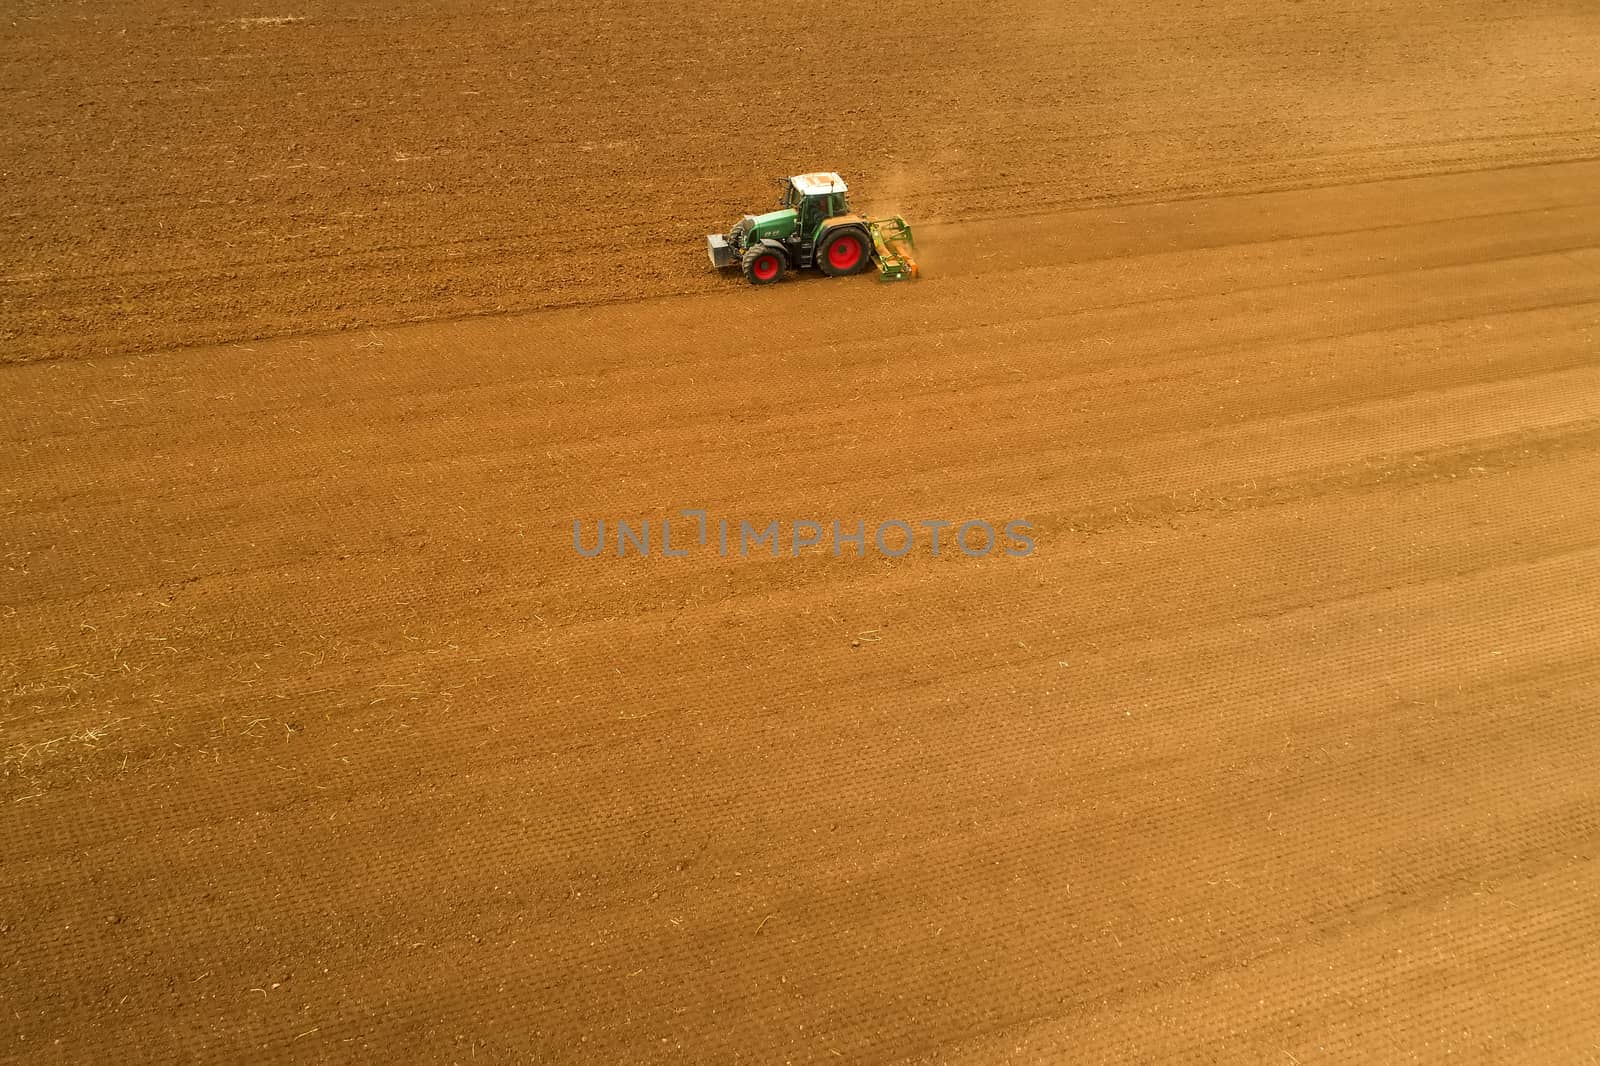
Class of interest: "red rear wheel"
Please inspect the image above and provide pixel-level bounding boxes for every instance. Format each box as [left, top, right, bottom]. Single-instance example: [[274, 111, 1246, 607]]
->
[[818, 228, 872, 277], [827, 235, 862, 271]]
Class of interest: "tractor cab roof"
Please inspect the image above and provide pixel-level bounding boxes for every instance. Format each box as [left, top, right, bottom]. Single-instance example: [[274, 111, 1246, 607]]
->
[[790, 172, 847, 196]]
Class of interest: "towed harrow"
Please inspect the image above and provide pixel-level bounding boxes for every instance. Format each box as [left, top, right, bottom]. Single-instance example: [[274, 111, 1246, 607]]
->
[[867, 215, 919, 282]]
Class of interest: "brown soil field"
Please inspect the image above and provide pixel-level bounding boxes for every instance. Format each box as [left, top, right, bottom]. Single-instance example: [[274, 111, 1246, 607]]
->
[[4, 1, 1600, 1064], [3, 0, 1599, 364]]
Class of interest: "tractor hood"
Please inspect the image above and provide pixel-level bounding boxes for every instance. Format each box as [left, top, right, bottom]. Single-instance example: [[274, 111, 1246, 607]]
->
[[745, 207, 798, 237]]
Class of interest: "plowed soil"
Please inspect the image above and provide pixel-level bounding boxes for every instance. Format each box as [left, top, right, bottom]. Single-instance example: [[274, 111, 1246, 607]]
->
[[4, 0, 1600, 1063]]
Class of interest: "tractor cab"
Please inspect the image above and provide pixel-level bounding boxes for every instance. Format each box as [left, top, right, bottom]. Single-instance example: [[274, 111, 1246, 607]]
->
[[784, 172, 850, 233]]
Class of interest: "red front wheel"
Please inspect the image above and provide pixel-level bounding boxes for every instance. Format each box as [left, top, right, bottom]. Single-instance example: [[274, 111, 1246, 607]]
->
[[741, 246, 787, 285]]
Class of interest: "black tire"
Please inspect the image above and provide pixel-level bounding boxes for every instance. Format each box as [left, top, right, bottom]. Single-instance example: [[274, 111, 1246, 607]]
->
[[816, 227, 873, 277], [741, 245, 787, 285]]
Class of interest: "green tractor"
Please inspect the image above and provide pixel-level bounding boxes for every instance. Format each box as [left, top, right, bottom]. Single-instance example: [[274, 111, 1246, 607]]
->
[[706, 172, 919, 285]]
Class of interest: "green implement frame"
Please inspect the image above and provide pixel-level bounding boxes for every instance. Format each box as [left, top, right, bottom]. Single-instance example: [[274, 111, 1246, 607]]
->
[[867, 216, 919, 281]]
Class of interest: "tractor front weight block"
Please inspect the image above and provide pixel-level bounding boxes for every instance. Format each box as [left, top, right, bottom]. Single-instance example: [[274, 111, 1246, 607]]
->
[[706, 233, 737, 269]]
